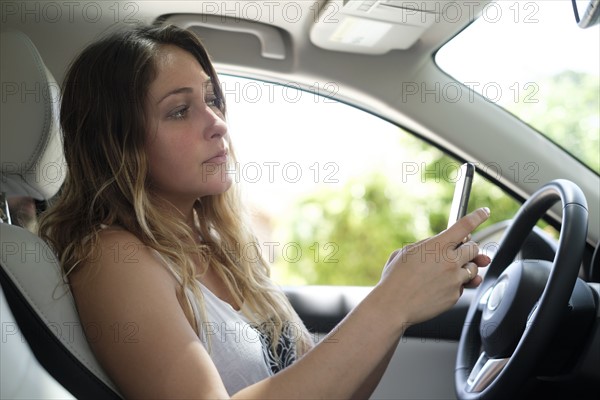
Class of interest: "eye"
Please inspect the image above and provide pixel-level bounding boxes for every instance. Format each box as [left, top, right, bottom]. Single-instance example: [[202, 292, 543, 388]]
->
[[168, 105, 189, 120], [206, 95, 224, 113]]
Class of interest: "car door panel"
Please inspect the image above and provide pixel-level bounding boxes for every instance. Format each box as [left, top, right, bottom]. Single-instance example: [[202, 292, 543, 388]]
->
[[285, 286, 473, 399]]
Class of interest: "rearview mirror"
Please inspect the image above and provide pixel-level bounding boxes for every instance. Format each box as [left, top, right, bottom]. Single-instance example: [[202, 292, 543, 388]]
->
[[572, 0, 600, 28]]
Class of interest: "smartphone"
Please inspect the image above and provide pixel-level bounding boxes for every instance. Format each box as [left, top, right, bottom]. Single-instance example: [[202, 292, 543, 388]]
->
[[447, 162, 475, 228]]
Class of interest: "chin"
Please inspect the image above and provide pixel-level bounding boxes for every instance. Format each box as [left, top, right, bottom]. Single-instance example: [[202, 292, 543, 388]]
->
[[199, 163, 233, 192], [201, 171, 233, 196]]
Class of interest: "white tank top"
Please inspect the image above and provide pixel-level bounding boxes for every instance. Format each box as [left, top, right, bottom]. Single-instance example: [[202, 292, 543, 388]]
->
[[185, 282, 273, 394], [152, 250, 297, 394]]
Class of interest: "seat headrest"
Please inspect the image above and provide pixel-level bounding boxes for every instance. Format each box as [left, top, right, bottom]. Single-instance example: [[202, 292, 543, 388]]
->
[[0, 30, 65, 200]]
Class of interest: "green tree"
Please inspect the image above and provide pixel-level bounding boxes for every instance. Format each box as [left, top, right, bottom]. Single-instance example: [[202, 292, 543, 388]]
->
[[503, 71, 599, 173], [278, 172, 423, 285]]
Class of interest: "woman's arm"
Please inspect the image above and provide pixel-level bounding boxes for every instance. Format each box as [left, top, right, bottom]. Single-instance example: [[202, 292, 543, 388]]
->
[[350, 336, 401, 399], [345, 249, 411, 399]]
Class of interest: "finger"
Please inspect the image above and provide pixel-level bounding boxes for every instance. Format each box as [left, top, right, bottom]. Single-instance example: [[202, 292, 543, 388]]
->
[[462, 264, 473, 284], [464, 275, 483, 288], [453, 241, 481, 267], [445, 208, 490, 245], [453, 233, 472, 250], [472, 253, 491, 267], [461, 262, 478, 285]]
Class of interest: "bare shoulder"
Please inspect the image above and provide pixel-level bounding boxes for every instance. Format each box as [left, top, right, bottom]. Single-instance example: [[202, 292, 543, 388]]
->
[[70, 227, 177, 300], [70, 227, 227, 398]]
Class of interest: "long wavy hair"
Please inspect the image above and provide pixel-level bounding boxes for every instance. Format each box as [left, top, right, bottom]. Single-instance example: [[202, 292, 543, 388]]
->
[[39, 24, 312, 357]]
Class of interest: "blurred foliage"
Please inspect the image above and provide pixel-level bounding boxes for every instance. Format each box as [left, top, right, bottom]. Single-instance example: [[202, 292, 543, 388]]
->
[[503, 71, 599, 173]]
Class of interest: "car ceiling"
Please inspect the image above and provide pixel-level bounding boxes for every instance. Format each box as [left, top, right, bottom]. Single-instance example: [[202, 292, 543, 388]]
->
[[2, 0, 599, 244]]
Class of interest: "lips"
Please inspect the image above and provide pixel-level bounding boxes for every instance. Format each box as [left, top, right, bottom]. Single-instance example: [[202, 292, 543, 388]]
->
[[204, 149, 228, 164]]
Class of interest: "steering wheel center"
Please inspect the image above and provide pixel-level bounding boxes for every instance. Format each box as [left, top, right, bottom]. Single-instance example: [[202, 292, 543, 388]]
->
[[480, 260, 552, 358]]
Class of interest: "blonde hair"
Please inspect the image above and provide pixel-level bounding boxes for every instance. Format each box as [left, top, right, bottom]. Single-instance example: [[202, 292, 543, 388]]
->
[[39, 24, 312, 358]]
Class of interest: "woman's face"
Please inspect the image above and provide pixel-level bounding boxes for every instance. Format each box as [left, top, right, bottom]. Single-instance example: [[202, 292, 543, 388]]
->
[[144, 45, 232, 208]]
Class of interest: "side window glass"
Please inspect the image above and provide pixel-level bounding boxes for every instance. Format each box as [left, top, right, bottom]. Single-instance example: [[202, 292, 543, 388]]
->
[[222, 76, 527, 286]]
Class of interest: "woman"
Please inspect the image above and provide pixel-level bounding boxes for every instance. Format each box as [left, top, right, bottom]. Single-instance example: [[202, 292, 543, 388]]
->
[[39, 25, 490, 398]]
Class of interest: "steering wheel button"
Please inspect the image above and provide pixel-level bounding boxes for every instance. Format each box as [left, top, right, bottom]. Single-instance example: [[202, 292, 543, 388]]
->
[[487, 278, 508, 311]]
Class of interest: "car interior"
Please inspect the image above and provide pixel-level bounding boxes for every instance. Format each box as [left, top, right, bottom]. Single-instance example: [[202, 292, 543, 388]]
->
[[1, 1, 599, 399]]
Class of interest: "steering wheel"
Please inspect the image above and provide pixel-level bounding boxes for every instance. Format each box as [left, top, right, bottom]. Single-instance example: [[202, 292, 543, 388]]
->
[[455, 179, 588, 399]]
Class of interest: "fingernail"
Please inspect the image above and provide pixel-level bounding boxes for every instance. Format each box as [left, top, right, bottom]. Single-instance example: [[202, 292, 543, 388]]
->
[[482, 207, 490, 216]]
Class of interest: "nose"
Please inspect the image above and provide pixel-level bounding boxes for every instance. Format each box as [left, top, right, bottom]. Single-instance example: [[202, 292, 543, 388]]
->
[[203, 106, 227, 140]]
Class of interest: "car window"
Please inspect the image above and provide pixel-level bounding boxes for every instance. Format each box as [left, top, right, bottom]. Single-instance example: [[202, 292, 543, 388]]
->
[[436, 0, 600, 174], [222, 75, 527, 286]]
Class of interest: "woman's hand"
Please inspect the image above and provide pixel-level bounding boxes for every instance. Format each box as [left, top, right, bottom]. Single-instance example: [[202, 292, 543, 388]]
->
[[378, 207, 491, 328]]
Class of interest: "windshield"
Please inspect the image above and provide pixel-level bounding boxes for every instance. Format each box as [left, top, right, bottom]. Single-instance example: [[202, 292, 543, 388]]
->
[[436, 0, 600, 173]]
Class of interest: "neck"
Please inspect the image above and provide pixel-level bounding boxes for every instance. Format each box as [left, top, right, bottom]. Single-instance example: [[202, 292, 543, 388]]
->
[[151, 192, 199, 230]]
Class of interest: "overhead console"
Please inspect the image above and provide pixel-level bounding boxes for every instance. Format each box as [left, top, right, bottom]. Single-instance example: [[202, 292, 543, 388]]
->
[[311, 0, 459, 54]]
